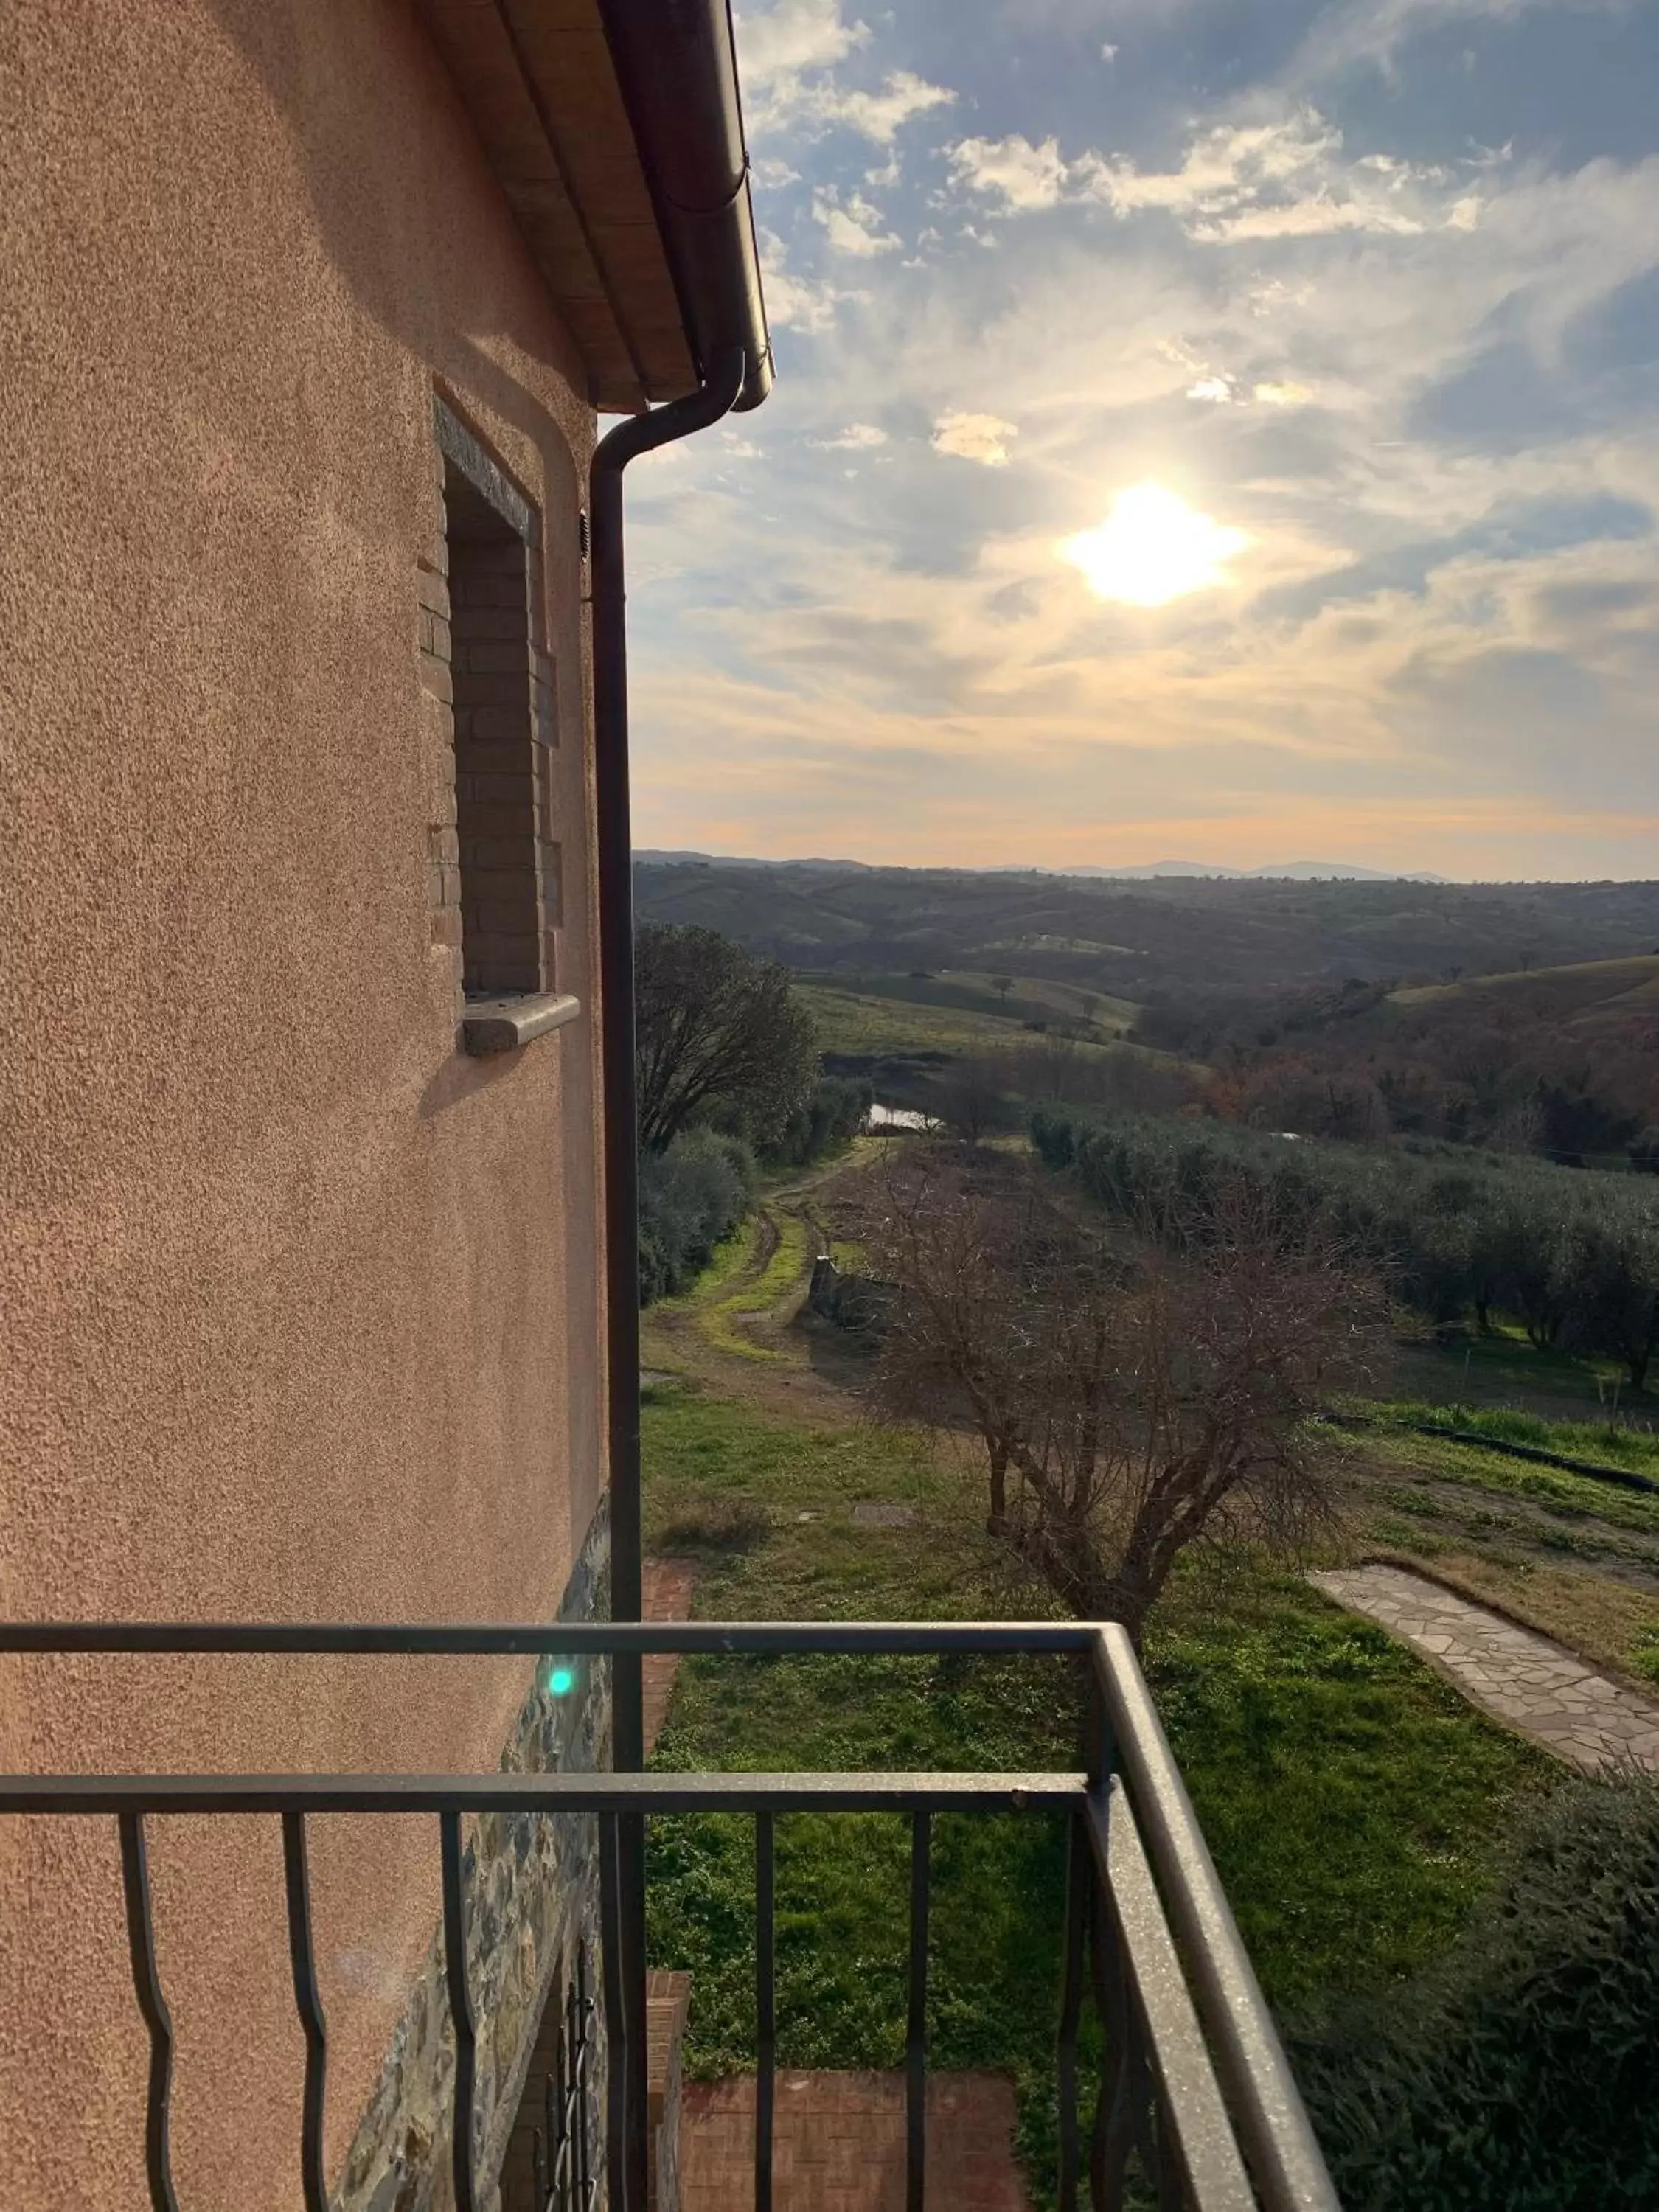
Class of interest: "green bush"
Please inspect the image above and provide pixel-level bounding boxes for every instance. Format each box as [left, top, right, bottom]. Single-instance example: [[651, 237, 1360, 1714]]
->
[[1294, 1770, 1659, 2210], [760, 1073, 872, 1167], [639, 1131, 756, 1304]]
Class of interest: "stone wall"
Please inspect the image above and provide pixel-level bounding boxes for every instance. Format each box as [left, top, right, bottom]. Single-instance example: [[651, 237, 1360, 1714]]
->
[[336, 1500, 611, 2212]]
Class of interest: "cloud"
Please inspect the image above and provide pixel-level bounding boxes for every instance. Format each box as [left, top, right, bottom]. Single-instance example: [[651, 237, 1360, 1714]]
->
[[1102, 41, 1119, 61], [757, 229, 860, 331], [1253, 381, 1313, 406], [931, 411, 1020, 466], [1188, 376, 1234, 403], [945, 108, 1485, 243], [734, 0, 867, 85], [737, 0, 953, 143], [946, 135, 1071, 212], [813, 423, 890, 450], [813, 72, 955, 143], [814, 188, 902, 255]]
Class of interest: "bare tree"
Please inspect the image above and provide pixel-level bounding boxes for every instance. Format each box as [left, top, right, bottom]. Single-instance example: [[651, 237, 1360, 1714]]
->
[[867, 1151, 1384, 1643], [635, 923, 818, 1154], [931, 1055, 1011, 1143]]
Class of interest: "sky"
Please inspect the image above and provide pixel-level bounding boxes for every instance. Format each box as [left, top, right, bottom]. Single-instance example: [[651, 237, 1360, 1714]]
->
[[618, 0, 1659, 880]]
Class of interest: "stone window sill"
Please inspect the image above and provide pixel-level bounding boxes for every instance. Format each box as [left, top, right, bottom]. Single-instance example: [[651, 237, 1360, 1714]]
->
[[461, 992, 581, 1056]]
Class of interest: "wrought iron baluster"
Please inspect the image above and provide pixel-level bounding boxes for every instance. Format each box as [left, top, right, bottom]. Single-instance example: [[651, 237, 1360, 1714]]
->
[[1057, 1807, 1088, 2211], [575, 1944, 596, 2211], [906, 1811, 931, 2212], [440, 1812, 479, 2212], [550, 2008, 568, 2209], [755, 1812, 776, 2212], [1090, 1862, 1130, 2210], [117, 1811, 179, 2212], [599, 1817, 630, 2212], [281, 1812, 330, 2212]]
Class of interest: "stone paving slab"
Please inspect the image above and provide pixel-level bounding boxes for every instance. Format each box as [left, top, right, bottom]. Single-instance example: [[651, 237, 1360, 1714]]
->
[[681, 2070, 1032, 2211], [1311, 1563, 1659, 1772]]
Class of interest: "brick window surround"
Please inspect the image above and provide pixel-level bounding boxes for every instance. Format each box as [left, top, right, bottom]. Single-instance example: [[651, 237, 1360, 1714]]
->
[[419, 397, 560, 1003]]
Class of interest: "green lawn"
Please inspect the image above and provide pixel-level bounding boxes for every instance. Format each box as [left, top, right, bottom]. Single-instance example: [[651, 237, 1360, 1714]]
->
[[641, 1385, 1554, 2198]]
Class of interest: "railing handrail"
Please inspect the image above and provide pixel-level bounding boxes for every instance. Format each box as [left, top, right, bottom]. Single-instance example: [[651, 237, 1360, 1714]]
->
[[1, 1615, 1340, 2211], [1094, 1624, 1342, 2212], [0, 1618, 1094, 1655], [0, 1770, 1086, 1815]]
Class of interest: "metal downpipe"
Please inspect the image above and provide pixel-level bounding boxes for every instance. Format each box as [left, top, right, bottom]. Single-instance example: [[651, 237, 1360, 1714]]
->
[[588, 344, 748, 2211]]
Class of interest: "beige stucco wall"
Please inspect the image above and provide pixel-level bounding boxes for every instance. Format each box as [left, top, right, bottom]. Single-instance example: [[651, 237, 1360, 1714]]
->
[[0, 2, 610, 2205]]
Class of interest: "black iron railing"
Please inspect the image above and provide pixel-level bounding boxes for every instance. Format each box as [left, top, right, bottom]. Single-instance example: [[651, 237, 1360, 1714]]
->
[[533, 1943, 597, 2212], [0, 1620, 1340, 2212]]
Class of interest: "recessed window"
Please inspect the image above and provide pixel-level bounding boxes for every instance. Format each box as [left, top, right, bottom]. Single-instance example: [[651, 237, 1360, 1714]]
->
[[431, 398, 559, 1002]]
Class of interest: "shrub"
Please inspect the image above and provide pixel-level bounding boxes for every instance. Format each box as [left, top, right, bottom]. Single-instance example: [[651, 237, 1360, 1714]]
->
[[762, 1074, 872, 1167], [1295, 1770, 1659, 2209], [638, 1131, 756, 1305]]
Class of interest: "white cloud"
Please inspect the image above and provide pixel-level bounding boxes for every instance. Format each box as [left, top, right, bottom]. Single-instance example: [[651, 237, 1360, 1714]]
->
[[1253, 380, 1313, 406], [737, 1, 953, 144], [757, 229, 858, 332], [815, 189, 902, 255], [815, 71, 955, 143], [734, 0, 867, 86], [1102, 41, 1119, 61], [946, 135, 1071, 212], [946, 108, 1484, 243], [1188, 376, 1235, 403], [752, 156, 803, 190], [814, 422, 890, 450], [932, 411, 1020, 466]]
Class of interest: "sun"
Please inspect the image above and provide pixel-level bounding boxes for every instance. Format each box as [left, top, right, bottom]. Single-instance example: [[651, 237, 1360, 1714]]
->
[[1060, 480, 1251, 607]]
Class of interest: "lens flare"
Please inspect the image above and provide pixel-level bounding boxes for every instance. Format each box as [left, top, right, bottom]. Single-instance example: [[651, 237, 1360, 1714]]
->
[[1061, 481, 1251, 607]]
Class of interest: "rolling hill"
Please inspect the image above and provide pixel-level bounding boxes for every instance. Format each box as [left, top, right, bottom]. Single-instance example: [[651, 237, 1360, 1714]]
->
[[635, 856, 1659, 998]]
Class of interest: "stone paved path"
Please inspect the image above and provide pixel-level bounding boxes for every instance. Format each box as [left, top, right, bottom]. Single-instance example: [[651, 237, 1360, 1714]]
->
[[681, 2071, 1031, 2211], [1311, 1563, 1659, 1771]]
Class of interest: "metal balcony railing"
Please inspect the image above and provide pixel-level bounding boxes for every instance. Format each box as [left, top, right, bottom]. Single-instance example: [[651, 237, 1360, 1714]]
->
[[0, 1619, 1340, 2212]]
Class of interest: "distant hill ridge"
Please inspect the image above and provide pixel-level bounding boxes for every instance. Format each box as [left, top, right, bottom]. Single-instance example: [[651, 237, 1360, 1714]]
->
[[637, 850, 1441, 882], [634, 855, 1659, 998]]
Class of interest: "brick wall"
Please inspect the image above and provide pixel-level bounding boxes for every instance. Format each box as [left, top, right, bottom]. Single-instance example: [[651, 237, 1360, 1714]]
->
[[420, 413, 563, 1010]]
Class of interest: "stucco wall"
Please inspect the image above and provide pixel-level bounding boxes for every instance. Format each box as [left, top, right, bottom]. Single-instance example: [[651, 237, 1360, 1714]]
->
[[0, 3, 608, 2206]]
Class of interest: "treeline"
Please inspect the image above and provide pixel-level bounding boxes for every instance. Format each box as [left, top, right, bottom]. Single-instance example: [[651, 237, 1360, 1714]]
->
[[1032, 1111, 1659, 1390], [1132, 975, 1659, 1164], [633, 912, 871, 1301]]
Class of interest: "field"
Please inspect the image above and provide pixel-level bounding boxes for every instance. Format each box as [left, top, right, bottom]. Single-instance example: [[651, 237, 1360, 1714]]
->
[[1391, 952, 1659, 1033], [641, 1382, 1554, 2195], [795, 979, 1031, 1059], [636, 1106, 1659, 2200]]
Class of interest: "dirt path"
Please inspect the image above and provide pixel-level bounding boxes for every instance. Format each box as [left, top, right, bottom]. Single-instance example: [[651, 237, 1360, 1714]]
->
[[1312, 1563, 1659, 1771], [639, 1147, 879, 1421]]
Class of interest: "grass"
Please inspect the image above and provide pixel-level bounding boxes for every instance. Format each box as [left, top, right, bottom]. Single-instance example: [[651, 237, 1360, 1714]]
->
[[798, 980, 1028, 1059], [1388, 1324, 1635, 1417], [1351, 1420, 1659, 1539], [641, 1384, 1555, 2199], [701, 1212, 813, 1361], [1366, 1396, 1659, 1476]]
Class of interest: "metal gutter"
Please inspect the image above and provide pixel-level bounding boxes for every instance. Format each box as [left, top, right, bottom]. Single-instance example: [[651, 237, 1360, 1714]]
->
[[596, 0, 774, 411]]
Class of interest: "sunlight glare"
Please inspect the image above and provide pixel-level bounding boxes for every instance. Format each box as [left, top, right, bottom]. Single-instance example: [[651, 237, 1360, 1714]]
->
[[1060, 481, 1251, 607]]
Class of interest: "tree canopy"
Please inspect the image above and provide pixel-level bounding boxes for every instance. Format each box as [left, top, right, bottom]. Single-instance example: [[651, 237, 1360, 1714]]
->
[[634, 923, 818, 1155]]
